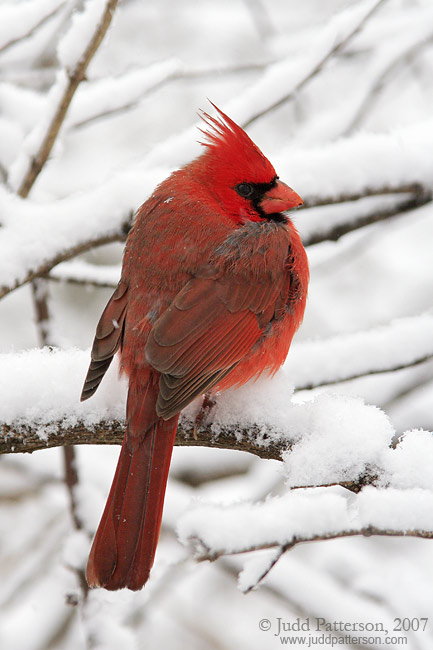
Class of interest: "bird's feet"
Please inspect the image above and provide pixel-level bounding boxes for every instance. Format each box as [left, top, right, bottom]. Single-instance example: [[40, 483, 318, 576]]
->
[[193, 393, 217, 440]]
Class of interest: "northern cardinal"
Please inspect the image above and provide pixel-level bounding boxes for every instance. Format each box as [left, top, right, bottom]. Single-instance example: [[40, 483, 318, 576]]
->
[[81, 104, 309, 590]]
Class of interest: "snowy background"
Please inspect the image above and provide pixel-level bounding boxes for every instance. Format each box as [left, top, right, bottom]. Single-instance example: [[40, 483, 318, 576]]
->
[[1, 0, 433, 648]]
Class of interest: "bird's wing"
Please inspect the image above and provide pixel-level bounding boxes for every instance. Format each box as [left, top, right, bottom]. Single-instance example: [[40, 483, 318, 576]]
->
[[145, 269, 288, 419], [80, 279, 129, 401]]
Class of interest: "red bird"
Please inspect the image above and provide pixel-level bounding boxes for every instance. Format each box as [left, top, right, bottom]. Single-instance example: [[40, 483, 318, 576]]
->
[[81, 104, 309, 590]]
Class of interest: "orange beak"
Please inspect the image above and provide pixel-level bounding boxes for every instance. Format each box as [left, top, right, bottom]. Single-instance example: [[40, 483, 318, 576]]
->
[[260, 180, 303, 215]]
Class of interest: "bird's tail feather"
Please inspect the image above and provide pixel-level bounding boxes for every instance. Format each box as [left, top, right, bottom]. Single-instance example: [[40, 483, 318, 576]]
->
[[86, 378, 178, 591]]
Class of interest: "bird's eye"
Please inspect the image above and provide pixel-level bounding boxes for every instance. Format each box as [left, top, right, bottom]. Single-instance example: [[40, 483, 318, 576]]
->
[[235, 183, 254, 198]]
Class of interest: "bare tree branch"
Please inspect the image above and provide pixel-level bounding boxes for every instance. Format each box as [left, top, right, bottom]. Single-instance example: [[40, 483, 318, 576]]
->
[[383, 366, 433, 412], [242, 0, 388, 128], [47, 271, 119, 289]]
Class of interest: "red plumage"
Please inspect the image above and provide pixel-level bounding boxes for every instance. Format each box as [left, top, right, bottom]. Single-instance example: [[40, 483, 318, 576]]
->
[[81, 104, 309, 590]]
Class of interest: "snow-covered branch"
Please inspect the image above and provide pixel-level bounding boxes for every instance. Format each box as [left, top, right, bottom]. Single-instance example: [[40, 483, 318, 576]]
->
[[179, 492, 433, 591], [0, 418, 295, 461], [14, 0, 119, 198], [240, 0, 388, 128], [0, 0, 66, 57], [291, 313, 433, 390], [0, 216, 129, 300]]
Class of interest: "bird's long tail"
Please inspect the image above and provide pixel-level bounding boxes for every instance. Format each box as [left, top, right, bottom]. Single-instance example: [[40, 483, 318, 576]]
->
[[86, 376, 179, 591]]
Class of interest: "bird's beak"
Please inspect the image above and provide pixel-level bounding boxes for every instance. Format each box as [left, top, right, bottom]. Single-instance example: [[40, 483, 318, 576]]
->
[[260, 180, 303, 215]]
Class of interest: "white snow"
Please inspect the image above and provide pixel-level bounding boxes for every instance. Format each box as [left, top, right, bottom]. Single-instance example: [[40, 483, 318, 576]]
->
[[51, 260, 121, 286], [178, 484, 433, 561], [0, 0, 64, 51], [282, 393, 394, 488], [2, 0, 433, 646], [0, 347, 126, 430], [177, 489, 352, 554], [57, 0, 110, 70], [225, 0, 387, 128], [2, 115, 433, 297], [0, 165, 163, 291], [1, 347, 432, 499], [287, 312, 433, 389], [67, 59, 182, 128]]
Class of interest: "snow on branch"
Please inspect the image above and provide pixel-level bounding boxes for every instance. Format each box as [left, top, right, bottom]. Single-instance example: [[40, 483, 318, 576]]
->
[[0, 0, 65, 56], [0, 167, 153, 299], [67, 59, 182, 129], [178, 488, 433, 591], [2, 348, 433, 590], [276, 119, 433, 204], [231, 0, 388, 128], [344, 22, 433, 136], [1, 348, 432, 487], [68, 60, 271, 130], [49, 260, 121, 288], [289, 313, 433, 390], [10, 0, 119, 198], [1, 115, 432, 302]]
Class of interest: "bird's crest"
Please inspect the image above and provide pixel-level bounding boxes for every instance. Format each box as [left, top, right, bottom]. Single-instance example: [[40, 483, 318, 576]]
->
[[198, 102, 276, 183]]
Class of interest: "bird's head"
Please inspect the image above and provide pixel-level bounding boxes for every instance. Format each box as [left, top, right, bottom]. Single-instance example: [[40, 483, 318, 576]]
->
[[193, 102, 302, 225]]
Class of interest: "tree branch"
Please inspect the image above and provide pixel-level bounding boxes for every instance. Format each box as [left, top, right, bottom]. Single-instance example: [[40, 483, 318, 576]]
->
[[0, 1, 66, 57], [296, 352, 433, 391], [302, 186, 431, 246], [0, 418, 378, 493], [344, 30, 433, 136], [17, 0, 119, 198], [1, 183, 430, 302], [196, 527, 433, 592], [196, 526, 433, 563], [72, 61, 271, 130], [0, 419, 291, 460], [0, 219, 130, 301], [242, 0, 388, 128]]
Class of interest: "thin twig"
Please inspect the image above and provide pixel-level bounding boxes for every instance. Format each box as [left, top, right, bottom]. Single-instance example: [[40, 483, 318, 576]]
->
[[242, 0, 388, 128], [383, 365, 433, 412], [243, 545, 288, 593], [302, 182, 429, 208], [63, 446, 84, 531], [195, 526, 433, 565], [303, 187, 431, 246], [31, 278, 52, 346], [47, 272, 118, 289], [63, 445, 90, 600], [296, 353, 433, 391]]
